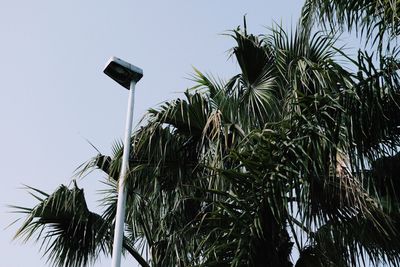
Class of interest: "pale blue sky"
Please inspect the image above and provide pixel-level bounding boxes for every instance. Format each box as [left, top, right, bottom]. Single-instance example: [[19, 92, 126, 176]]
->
[[1, 1, 304, 266]]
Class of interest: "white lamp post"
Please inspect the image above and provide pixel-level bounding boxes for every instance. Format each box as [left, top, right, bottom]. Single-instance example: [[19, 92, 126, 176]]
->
[[103, 57, 143, 267]]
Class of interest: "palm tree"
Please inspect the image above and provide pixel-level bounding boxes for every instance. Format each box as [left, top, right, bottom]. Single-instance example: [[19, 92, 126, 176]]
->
[[184, 25, 400, 266], [11, 7, 400, 267]]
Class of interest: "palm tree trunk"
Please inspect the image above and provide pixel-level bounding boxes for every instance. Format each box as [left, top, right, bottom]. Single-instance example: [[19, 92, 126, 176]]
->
[[253, 204, 293, 267]]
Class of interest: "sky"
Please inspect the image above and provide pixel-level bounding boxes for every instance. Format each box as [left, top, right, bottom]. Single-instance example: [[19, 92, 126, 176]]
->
[[0, 1, 304, 266]]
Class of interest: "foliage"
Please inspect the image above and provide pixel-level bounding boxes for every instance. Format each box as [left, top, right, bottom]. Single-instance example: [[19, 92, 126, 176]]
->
[[301, 0, 400, 48], [11, 3, 400, 267]]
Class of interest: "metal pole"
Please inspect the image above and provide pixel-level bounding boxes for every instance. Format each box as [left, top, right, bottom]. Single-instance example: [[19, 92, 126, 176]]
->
[[111, 80, 136, 267]]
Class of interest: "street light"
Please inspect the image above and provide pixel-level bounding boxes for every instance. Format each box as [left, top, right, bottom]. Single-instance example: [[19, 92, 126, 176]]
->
[[104, 56, 143, 267]]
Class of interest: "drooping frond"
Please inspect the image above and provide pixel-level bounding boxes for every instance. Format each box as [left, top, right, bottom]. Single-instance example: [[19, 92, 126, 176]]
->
[[301, 0, 400, 48], [12, 183, 112, 267]]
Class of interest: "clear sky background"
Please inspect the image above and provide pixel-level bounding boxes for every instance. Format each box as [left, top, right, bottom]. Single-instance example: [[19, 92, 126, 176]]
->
[[0, 1, 304, 266]]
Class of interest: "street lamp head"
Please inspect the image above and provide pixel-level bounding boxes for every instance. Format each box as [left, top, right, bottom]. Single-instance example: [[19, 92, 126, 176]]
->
[[103, 57, 143, 89]]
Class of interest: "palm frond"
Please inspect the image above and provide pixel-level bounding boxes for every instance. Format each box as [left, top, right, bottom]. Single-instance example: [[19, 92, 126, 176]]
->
[[13, 183, 112, 267], [301, 0, 400, 49]]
